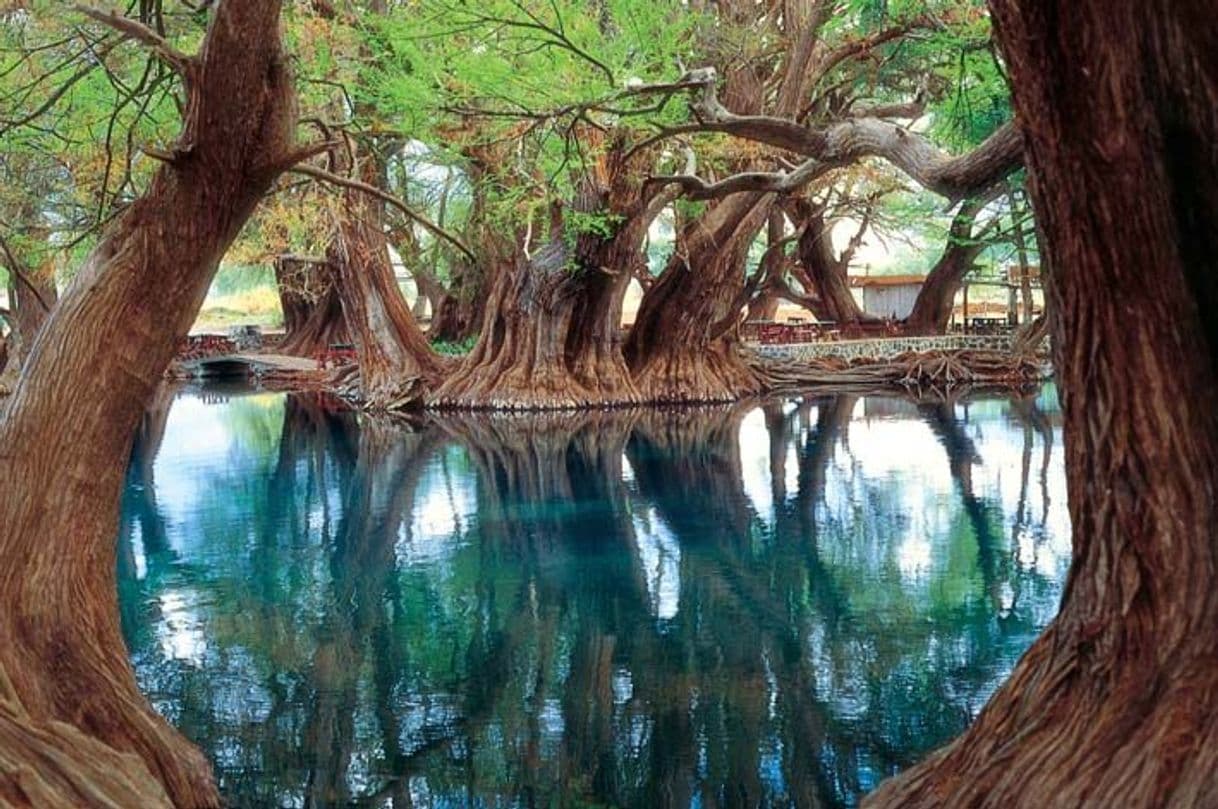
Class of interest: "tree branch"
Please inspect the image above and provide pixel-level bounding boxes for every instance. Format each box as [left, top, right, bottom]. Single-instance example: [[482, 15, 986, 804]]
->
[[0, 231, 52, 314], [255, 140, 340, 178], [73, 5, 193, 77], [646, 156, 827, 201], [664, 67, 1024, 203], [291, 164, 476, 262]]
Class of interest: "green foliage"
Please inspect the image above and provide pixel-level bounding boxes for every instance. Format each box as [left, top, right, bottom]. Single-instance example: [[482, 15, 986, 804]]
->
[[431, 334, 478, 356], [0, 0, 1023, 312]]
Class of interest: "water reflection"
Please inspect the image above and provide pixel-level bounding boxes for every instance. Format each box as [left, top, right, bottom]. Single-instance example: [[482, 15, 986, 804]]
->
[[117, 386, 1068, 808]]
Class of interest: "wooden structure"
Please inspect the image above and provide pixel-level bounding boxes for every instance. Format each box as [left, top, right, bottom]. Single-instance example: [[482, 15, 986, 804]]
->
[[849, 274, 925, 319]]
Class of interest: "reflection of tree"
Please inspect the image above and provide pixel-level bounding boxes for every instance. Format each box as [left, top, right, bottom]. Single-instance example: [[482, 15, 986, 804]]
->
[[118, 388, 1070, 809], [117, 385, 177, 646], [628, 403, 841, 808], [304, 418, 438, 807], [921, 401, 1005, 600], [1009, 392, 1056, 526], [435, 409, 652, 804]]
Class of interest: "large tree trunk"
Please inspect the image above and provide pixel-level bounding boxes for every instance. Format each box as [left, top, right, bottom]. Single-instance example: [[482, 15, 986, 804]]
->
[[426, 256, 487, 344], [434, 140, 664, 409], [328, 155, 444, 409], [625, 192, 771, 402], [787, 199, 872, 326], [433, 221, 641, 410], [274, 255, 349, 357], [868, 2, 1218, 806], [626, 2, 832, 402], [903, 197, 990, 335], [0, 3, 298, 805]]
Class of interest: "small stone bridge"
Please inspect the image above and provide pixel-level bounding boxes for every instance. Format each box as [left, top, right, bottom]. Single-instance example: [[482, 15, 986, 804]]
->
[[177, 353, 319, 378]]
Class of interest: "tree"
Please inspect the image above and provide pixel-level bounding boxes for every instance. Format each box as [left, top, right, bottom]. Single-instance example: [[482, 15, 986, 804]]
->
[[322, 141, 446, 408], [902, 191, 998, 334], [434, 133, 680, 408], [274, 255, 350, 357], [0, 2, 309, 804], [867, 1, 1218, 805]]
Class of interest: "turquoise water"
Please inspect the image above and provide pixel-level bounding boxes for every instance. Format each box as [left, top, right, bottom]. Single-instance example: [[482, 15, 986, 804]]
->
[[117, 386, 1069, 808]]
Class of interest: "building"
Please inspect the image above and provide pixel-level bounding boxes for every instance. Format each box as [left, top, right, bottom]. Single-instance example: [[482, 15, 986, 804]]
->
[[848, 274, 926, 319]]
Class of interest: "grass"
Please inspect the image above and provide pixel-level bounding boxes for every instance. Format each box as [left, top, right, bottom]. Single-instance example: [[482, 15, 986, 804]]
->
[[194, 285, 283, 332]]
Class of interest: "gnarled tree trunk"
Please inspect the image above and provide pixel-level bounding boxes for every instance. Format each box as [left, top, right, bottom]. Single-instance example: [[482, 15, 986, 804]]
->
[[903, 196, 992, 335], [625, 191, 772, 402], [786, 198, 872, 326], [434, 140, 666, 409], [328, 152, 443, 409], [432, 223, 641, 410], [274, 255, 349, 357], [0, 3, 299, 805], [868, 2, 1218, 806]]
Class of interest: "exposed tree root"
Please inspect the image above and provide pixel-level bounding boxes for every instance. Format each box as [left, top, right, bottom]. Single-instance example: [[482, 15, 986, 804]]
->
[[0, 670, 172, 808], [282, 346, 1044, 410], [326, 364, 433, 412], [748, 348, 1046, 397], [628, 340, 763, 405]]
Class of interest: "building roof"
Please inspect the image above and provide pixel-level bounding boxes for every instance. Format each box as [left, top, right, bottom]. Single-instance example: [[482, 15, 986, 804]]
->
[[849, 274, 926, 288]]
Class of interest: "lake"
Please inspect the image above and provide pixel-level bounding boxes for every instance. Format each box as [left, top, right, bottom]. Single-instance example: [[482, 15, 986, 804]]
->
[[117, 385, 1069, 808]]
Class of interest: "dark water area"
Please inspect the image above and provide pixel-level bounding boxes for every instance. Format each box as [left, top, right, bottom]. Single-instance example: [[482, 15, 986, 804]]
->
[[117, 385, 1068, 808]]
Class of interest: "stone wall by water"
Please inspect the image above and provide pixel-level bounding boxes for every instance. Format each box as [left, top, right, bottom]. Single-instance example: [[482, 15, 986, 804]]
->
[[751, 334, 1014, 362]]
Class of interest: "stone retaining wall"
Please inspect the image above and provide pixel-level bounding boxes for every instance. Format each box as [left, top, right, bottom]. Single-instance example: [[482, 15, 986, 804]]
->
[[751, 334, 1014, 362]]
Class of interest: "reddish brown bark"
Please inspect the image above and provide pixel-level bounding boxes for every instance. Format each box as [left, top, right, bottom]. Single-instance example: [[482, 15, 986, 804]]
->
[[625, 191, 772, 402], [0, 3, 299, 805], [274, 255, 350, 357], [434, 138, 662, 409], [868, 2, 1218, 806], [786, 198, 872, 326], [626, 0, 835, 402], [426, 257, 487, 345], [744, 211, 791, 322], [903, 197, 991, 335], [327, 152, 444, 409]]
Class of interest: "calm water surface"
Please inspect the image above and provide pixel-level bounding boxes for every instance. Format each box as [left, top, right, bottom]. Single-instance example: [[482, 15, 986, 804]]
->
[[117, 386, 1069, 808]]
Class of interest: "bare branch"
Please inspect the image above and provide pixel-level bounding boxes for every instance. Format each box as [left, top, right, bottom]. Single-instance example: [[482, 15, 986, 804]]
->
[[291, 164, 476, 262], [73, 5, 193, 77], [0, 231, 53, 315], [647, 157, 828, 201], [663, 67, 1024, 203], [255, 140, 341, 178]]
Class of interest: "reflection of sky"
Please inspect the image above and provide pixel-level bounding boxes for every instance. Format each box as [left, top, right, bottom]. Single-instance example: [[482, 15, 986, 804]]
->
[[736, 398, 1071, 593], [400, 448, 475, 568], [152, 391, 283, 556], [631, 506, 681, 622]]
